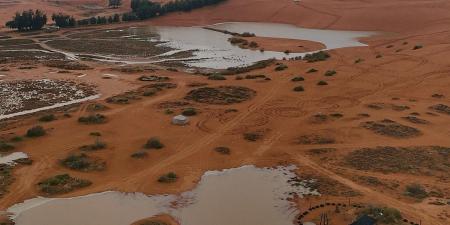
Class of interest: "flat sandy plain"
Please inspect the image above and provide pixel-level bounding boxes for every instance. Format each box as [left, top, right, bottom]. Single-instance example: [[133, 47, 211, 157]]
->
[[0, 0, 449, 225]]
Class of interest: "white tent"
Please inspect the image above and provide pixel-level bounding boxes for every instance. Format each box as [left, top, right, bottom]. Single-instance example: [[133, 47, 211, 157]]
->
[[172, 115, 189, 125]]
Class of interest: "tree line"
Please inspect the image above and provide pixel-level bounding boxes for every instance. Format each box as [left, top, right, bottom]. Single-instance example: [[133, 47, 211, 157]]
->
[[5, 0, 227, 31]]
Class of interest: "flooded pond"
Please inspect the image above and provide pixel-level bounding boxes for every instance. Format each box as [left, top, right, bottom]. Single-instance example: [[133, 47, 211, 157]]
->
[[49, 22, 374, 69], [8, 165, 319, 225]]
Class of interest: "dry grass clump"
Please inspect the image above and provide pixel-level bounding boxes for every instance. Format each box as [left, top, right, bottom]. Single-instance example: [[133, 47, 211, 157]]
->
[[60, 153, 105, 171], [429, 104, 450, 115], [185, 86, 256, 105], [38, 174, 91, 195], [78, 114, 107, 124], [296, 135, 335, 145], [344, 146, 450, 174], [44, 60, 91, 70], [361, 119, 421, 138], [402, 116, 429, 124]]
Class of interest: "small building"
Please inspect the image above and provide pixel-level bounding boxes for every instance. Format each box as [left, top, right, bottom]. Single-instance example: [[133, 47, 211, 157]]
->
[[350, 215, 377, 225], [172, 115, 189, 125]]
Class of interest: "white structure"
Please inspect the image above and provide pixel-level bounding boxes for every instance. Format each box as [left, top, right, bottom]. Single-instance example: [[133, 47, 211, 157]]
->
[[172, 115, 189, 125]]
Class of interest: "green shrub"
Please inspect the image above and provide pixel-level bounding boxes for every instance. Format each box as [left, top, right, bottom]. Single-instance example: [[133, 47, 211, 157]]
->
[[307, 68, 318, 73], [324, 70, 336, 76], [10, 136, 23, 142], [413, 45, 423, 50], [131, 150, 148, 158], [26, 126, 46, 137], [293, 86, 304, 92], [303, 51, 330, 62], [182, 108, 197, 116], [243, 132, 263, 141], [79, 140, 107, 151], [208, 74, 226, 80], [78, 114, 106, 124], [38, 174, 92, 194], [405, 183, 428, 199], [214, 146, 231, 155], [0, 141, 15, 152], [158, 172, 177, 183], [60, 154, 91, 170], [275, 64, 288, 71], [39, 114, 56, 122], [317, 80, 328, 86], [145, 137, 164, 149], [291, 76, 304, 82]]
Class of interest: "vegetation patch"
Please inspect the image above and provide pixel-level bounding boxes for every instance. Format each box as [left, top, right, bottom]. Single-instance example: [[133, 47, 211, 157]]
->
[[78, 114, 107, 124], [0, 141, 15, 152], [222, 59, 274, 75], [296, 173, 359, 197], [79, 139, 107, 151], [343, 146, 450, 174], [291, 76, 304, 82], [208, 74, 226, 80], [402, 116, 429, 124], [296, 135, 335, 145], [61, 153, 105, 171], [307, 68, 318, 73], [38, 114, 56, 122], [144, 137, 164, 149], [158, 172, 177, 183], [26, 126, 46, 137], [429, 104, 450, 115], [274, 63, 288, 71], [245, 74, 266, 80], [404, 183, 428, 199], [131, 150, 148, 159], [293, 86, 304, 92], [324, 70, 337, 76], [182, 108, 197, 116], [107, 83, 176, 104], [243, 132, 263, 142], [44, 60, 92, 70], [0, 165, 14, 197], [38, 174, 92, 195], [214, 146, 231, 155], [185, 86, 256, 105], [139, 75, 170, 82], [317, 80, 328, 86], [303, 51, 330, 62], [361, 120, 421, 138]]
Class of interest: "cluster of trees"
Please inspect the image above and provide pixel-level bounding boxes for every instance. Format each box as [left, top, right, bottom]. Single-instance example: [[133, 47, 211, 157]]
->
[[5, 10, 47, 31], [125, 0, 226, 21], [5, 0, 227, 31], [108, 0, 122, 8], [52, 13, 76, 27]]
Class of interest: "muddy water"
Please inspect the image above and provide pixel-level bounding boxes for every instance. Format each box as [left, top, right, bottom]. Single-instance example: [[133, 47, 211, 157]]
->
[[8, 165, 318, 225], [47, 22, 374, 69]]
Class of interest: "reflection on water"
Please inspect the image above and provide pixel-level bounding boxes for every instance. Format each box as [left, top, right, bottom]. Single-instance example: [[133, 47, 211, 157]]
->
[[8, 165, 319, 225]]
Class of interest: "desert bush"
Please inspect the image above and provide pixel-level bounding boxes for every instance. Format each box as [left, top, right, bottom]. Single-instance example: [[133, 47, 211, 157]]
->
[[293, 86, 304, 92], [405, 184, 428, 199], [38, 174, 92, 194], [291, 76, 304, 82], [79, 139, 106, 151], [361, 120, 421, 138], [0, 142, 15, 152], [249, 41, 258, 48], [317, 80, 328, 86], [145, 137, 164, 149], [413, 45, 423, 50], [131, 150, 148, 158], [26, 126, 46, 137], [39, 114, 56, 122], [78, 114, 106, 124], [214, 146, 231, 155], [243, 132, 263, 141], [307, 68, 318, 73], [303, 51, 330, 62], [376, 54, 382, 58], [223, 59, 275, 75], [60, 154, 91, 170], [182, 108, 197, 116], [185, 86, 256, 105], [10, 136, 23, 142], [245, 74, 266, 79], [275, 64, 288, 71], [235, 75, 243, 80], [355, 58, 363, 64], [324, 70, 336, 76], [228, 37, 248, 45], [158, 172, 177, 183], [208, 74, 226, 80]]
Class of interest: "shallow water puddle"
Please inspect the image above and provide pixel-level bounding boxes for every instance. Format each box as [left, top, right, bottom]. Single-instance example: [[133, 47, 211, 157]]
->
[[8, 165, 318, 225], [0, 152, 28, 165]]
